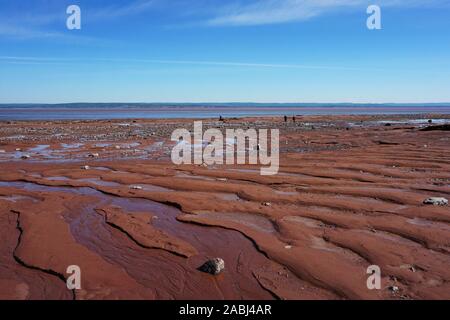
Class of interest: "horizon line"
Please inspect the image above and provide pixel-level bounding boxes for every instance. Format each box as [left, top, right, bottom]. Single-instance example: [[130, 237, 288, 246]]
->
[[2, 102, 450, 106]]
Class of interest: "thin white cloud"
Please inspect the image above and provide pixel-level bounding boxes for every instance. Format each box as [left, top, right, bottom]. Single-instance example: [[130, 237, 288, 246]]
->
[[207, 0, 450, 26], [0, 24, 61, 39], [0, 55, 385, 71], [87, 0, 156, 20], [0, 0, 157, 39]]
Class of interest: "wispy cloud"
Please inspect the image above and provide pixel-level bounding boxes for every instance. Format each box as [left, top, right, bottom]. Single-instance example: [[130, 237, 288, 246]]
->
[[0, 55, 385, 71], [87, 0, 157, 20], [0, 24, 61, 39], [206, 0, 450, 26], [0, 0, 157, 39]]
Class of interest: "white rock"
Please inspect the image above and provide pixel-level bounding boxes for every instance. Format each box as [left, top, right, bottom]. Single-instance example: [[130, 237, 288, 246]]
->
[[423, 197, 448, 206], [389, 286, 400, 293], [130, 185, 143, 190], [88, 153, 99, 158], [21, 154, 30, 159], [81, 165, 90, 170], [262, 202, 271, 207]]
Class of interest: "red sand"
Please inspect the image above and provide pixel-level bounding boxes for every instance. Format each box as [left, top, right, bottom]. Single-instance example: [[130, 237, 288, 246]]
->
[[0, 115, 449, 300]]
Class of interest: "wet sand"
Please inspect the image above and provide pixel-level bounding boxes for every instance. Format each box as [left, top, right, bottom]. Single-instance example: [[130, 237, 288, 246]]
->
[[0, 114, 449, 300]]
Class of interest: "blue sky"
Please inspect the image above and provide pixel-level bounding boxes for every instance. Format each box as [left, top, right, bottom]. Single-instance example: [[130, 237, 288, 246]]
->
[[0, 0, 449, 103]]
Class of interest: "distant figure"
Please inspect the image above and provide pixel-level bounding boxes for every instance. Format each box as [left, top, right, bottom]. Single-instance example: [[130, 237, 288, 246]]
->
[[284, 115, 287, 122], [292, 116, 296, 123], [219, 115, 224, 121], [428, 119, 433, 124]]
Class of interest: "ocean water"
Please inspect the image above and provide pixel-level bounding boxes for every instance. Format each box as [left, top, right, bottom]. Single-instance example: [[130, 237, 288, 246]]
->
[[1, 103, 450, 120]]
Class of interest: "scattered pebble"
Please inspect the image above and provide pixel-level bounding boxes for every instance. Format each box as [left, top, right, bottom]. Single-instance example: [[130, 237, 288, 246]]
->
[[130, 185, 143, 190], [81, 165, 90, 170], [21, 154, 30, 159], [15, 148, 21, 151], [389, 286, 400, 293], [423, 197, 448, 206], [217, 178, 227, 182], [88, 153, 99, 158], [400, 264, 416, 272], [262, 202, 271, 207], [198, 258, 225, 275], [285, 245, 292, 249], [115, 145, 121, 150]]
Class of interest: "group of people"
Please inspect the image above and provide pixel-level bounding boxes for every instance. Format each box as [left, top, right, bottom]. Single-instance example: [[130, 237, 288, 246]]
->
[[218, 115, 297, 123], [284, 115, 296, 123]]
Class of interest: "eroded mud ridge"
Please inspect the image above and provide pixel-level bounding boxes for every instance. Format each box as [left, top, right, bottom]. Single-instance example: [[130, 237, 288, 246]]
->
[[0, 115, 449, 300]]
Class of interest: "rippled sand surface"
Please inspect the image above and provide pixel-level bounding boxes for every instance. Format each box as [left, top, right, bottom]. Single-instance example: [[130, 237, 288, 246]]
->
[[0, 115, 449, 300]]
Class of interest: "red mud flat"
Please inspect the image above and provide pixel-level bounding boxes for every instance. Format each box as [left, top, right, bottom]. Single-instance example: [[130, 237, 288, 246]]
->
[[0, 115, 449, 300]]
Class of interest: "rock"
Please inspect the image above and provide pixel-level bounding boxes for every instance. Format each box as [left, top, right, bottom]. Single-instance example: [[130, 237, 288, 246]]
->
[[284, 245, 292, 249], [389, 286, 400, 293], [15, 148, 21, 151], [262, 202, 271, 207], [130, 185, 143, 190], [423, 197, 448, 206], [400, 264, 416, 272], [0, 149, 5, 153], [217, 178, 227, 182], [420, 124, 450, 131], [115, 145, 121, 150], [21, 154, 30, 159], [88, 153, 99, 158], [198, 258, 225, 275], [81, 165, 90, 170]]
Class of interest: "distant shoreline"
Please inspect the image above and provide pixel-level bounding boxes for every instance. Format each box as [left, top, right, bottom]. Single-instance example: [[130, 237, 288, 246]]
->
[[1, 102, 450, 108]]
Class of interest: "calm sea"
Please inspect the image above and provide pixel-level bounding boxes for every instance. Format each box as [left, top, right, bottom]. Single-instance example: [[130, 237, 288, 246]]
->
[[1, 104, 450, 120]]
